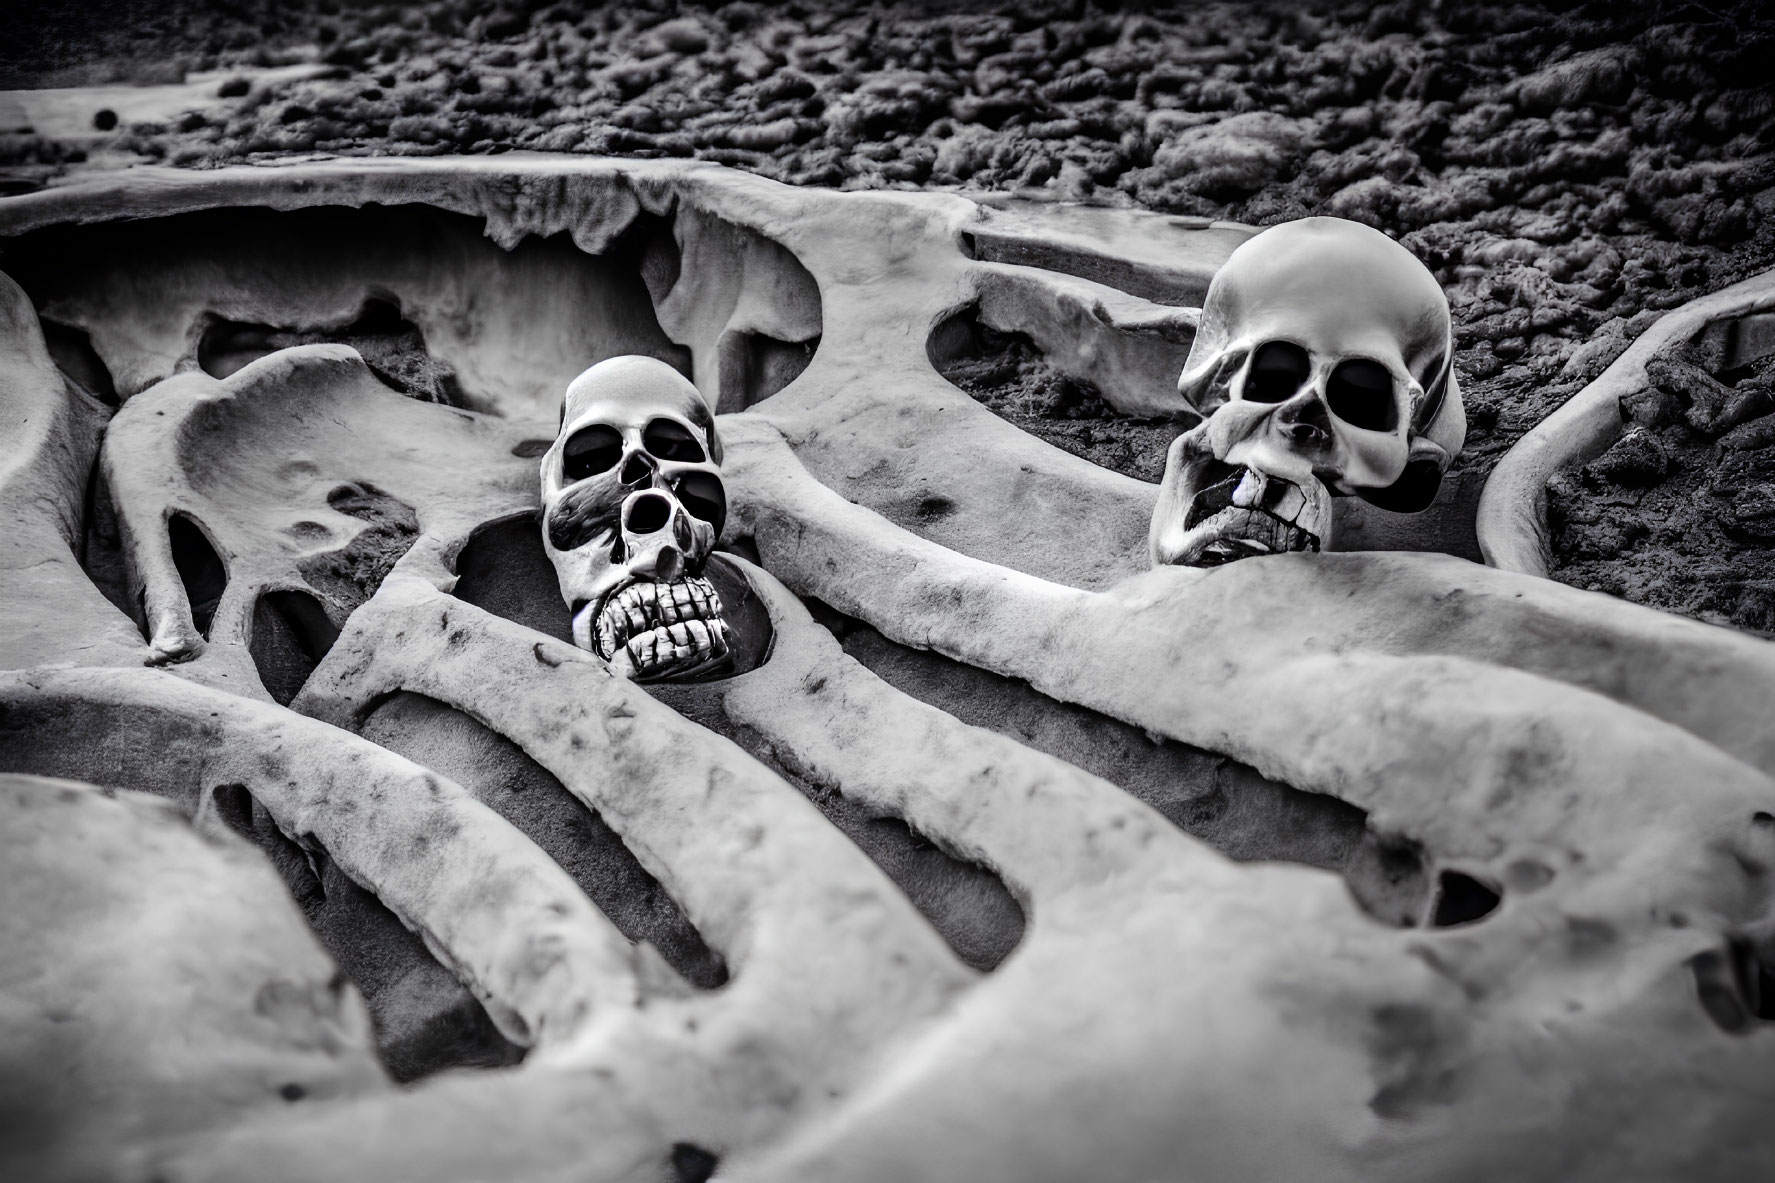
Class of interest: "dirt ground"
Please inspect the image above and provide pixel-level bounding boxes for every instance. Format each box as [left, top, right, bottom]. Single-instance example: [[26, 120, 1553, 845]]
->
[[5, 0, 1775, 631]]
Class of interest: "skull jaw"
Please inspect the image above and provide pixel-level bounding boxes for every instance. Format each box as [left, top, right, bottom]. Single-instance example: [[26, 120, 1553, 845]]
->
[[1155, 433, 1335, 568], [572, 571, 736, 683]]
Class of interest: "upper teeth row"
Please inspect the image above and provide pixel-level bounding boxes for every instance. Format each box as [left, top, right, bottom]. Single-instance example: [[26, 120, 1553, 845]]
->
[[594, 576, 725, 660]]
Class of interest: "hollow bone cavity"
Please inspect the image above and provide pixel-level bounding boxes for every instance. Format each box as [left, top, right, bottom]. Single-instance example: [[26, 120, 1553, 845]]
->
[[541, 356, 733, 680], [1151, 216, 1467, 567]]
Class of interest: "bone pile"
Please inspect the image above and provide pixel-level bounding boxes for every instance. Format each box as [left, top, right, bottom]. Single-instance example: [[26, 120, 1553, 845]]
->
[[1, 158, 1772, 1183]]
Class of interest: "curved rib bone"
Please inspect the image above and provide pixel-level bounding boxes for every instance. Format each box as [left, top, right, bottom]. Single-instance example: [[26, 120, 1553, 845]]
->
[[288, 574, 972, 1152], [723, 416, 1775, 876], [1477, 265, 1775, 575], [0, 665, 640, 1049]]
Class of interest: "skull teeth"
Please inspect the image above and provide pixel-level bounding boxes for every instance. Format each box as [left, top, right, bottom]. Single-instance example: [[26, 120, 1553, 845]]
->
[[592, 575, 731, 680]]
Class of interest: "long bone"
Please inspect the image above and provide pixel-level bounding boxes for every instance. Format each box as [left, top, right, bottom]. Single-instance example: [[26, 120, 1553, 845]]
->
[[0, 665, 641, 1050], [680, 568, 1775, 1182], [725, 415, 1775, 783], [709, 435, 1775, 1183], [286, 574, 972, 1163]]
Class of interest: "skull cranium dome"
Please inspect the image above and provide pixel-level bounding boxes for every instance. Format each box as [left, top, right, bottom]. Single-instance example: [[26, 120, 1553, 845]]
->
[[1151, 216, 1467, 568]]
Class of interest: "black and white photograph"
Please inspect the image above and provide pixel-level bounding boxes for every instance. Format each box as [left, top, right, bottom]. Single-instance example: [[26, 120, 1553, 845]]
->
[[2, 1, 1773, 1179]]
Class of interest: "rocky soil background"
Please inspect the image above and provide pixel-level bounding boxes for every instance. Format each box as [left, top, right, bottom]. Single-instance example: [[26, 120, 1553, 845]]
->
[[4, 0, 1775, 630]]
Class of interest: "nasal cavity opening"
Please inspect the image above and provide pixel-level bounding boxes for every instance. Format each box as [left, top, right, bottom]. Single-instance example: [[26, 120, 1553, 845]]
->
[[625, 492, 672, 535], [168, 513, 226, 639], [1246, 341, 1311, 403], [1428, 869, 1502, 927], [674, 472, 727, 535]]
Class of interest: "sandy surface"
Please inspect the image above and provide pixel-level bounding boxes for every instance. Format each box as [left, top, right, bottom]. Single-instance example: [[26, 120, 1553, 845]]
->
[[5, 0, 1775, 630]]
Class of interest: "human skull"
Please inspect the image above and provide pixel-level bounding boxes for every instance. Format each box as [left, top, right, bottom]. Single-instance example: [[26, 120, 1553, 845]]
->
[[541, 355, 733, 680], [1150, 216, 1466, 567]]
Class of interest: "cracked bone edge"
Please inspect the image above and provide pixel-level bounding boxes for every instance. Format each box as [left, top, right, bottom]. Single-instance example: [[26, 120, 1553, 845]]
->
[[293, 575, 973, 1084], [0, 665, 640, 1050], [722, 417, 1775, 870]]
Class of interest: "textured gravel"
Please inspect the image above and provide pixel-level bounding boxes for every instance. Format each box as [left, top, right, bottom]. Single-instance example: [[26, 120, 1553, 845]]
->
[[5, 0, 1775, 628]]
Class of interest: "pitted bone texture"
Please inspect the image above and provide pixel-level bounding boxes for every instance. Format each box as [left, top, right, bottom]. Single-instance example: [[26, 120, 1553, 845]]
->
[[3, 158, 1775, 1182]]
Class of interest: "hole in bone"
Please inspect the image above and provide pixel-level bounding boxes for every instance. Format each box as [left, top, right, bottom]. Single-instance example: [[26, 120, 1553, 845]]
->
[[360, 691, 728, 990], [625, 492, 673, 535], [641, 418, 707, 463], [801, 598, 1434, 928], [620, 452, 654, 486], [674, 472, 728, 535], [5, 203, 696, 417], [1356, 457, 1446, 515], [715, 329, 818, 414], [929, 307, 1182, 485], [195, 298, 471, 407], [1731, 935, 1775, 1022], [1428, 869, 1502, 927], [1691, 942, 1761, 1034], [249, 589, 341, 707], [220, 781, 524, 1078], [670, 1143, 721, 1183], [167, 512, 226, 640], [209, 781, 257, 843], [296, 482, 418, 612], [1326, 358, 1399, 432], [39, 319, 117, 406], [1246, 341, 1311, 404], [452, 515, 574, 642], [917, 495, 957, 521], [562, 423, 624, 480]]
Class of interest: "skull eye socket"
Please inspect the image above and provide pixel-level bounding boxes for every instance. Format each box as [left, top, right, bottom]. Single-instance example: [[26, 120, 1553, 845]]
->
[[642, 418, 707, 463], [674, 472, 728, 537], [1246, 342, 1310, 403], [562, 424, 624, 481], [1326, 359, 1399, 432]]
